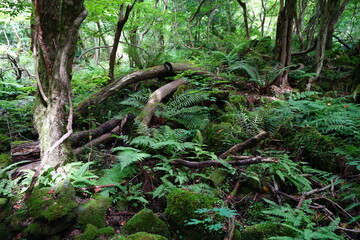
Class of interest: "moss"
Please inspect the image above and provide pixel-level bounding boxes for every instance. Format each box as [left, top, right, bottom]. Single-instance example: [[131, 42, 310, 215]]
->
[[0, 154, 11, 168], [126, 232, 168, 240], [23, 223, 42, 238], [97, 226, 115, 236], [0, 135, 10, 153], [0, 198, 8, 209], [0, 203, 12, 222], [74, 224, 98, 240], [5, 209, 29, 232], [164, 188, 221, 240], [76, 194, 112, 228], [202, 122, 241, 154], [289, 127, 336, 171], [239, 222, 293, 239], [122, 209, 170, 238], [227, 95, 248, 109], [27, 181, 77, 221], [208, 169, 229, 187]]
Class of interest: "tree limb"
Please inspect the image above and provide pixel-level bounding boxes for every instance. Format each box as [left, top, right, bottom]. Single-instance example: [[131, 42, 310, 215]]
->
[[137, 78, 187, 127]]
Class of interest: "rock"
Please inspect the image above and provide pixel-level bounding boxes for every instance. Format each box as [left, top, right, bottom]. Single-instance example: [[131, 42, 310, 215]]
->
[[164, 188, 222, 240], [26, 181, 77, 221], [111, 232, 168, 240], [76, 194, 112, 228], [122, 209, 170, 238], [74, 224, 98, 240]]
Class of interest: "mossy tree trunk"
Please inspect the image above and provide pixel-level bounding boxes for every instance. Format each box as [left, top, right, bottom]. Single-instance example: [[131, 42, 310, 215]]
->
[[32, 0, 87, 168]]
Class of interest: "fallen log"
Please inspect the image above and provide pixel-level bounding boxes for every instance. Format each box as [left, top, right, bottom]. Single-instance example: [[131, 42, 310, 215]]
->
[[11, 114, 134, 162]]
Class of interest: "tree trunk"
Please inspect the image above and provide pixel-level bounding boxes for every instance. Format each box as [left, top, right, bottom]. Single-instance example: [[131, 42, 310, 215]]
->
[[108, 1, 136, 83], [314, 0, 350, 79], [236, 0, 250, 39], [273, 0, 297, 89], [32, 0, 87, 168]]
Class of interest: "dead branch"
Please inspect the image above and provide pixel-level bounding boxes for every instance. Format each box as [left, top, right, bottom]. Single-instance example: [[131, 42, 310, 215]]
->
[[296, 177, 339, 208], [170, 157, 278, 169], [220, 131, 270, 159], [137, 78, 187, 127]]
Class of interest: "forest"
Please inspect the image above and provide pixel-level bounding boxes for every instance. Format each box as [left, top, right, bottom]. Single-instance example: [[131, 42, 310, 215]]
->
[[0, 0, 359, 239]]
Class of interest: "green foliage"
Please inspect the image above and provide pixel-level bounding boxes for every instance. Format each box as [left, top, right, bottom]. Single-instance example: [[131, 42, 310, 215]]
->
[[262, 199, 342, 240], [186, 207, 237, 232], [0, 160, 30, 197], [165, 188, 221, 240], [114, 183, 149, 209], [245, 153, 313, 193]]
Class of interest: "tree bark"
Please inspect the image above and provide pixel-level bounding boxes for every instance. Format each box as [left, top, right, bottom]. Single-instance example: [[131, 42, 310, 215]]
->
[[32, 0, 87, 168], [236, 0, 250, 39], [273, 0, 297, 89]]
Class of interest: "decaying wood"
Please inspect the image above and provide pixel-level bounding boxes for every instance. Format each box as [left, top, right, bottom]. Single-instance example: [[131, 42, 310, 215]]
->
[[11, 115, 134, 162], [170, 157, 278, 168], [219, 131, 270, 159], [137, 78, 187, 127]]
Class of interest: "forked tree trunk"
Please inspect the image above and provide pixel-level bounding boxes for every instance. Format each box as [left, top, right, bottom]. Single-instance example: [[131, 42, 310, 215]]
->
[[32, 0, 87, 168], [273, 0, 297, 89]]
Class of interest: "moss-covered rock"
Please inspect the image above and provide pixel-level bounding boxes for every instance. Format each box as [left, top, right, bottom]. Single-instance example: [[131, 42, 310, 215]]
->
[[76, 194, 112, 228], [97, 226, 115, 236], [5, 209, 29, 232], [122, 209, 170, 238], [74, 224, 98, 240], [118, 232, 167, 240], [164, 188, 221, 240], [239, 222, 293, 239], [26, 181, 77, 221], [0, 135, 10, 153], [0, 153, 11, 168], [288, 127, 337, 171], [22, 223, 42, 238]]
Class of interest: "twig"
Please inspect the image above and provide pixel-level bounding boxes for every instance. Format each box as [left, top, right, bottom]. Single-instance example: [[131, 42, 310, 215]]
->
[[297, 178, 339, 208]]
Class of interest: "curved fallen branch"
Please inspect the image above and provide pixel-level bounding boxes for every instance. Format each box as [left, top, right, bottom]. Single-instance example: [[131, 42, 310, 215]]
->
[[137, 78, 187, 127], [170, 157, 278, 168], [74, 62, 224, 120]]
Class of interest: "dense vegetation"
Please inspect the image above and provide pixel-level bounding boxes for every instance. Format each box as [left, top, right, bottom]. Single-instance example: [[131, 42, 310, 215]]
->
[[0, 0, 359, 239]]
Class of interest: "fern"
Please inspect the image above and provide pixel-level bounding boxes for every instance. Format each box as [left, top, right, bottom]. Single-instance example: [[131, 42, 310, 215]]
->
[[112, 146, 152, 170], [263, 199, 342, 240]]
